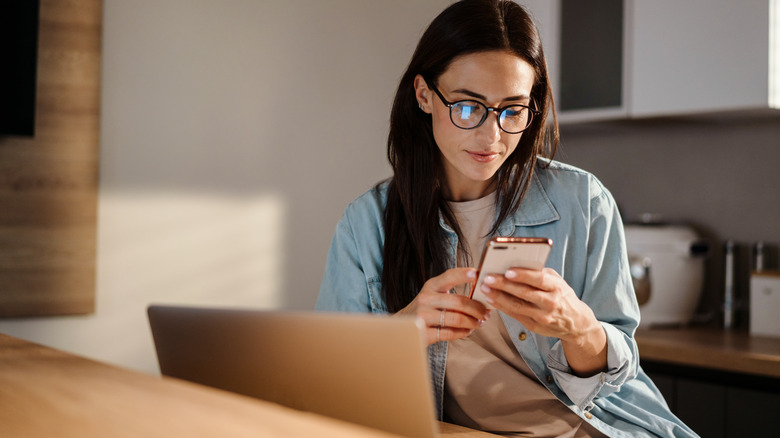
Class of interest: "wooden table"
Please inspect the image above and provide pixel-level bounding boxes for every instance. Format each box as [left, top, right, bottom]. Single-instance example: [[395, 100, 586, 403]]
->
[[0, 333, 496, 438], [635, 326, 780, 378]]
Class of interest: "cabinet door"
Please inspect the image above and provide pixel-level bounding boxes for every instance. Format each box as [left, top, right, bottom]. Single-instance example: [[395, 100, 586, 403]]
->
[[676, 379, 726, 438], [559, 0, 623, 112], [517, 0, 629, 122], [628, 0, 771, 117], [514, 0, 561, 104], [726, 387, 780, 436]]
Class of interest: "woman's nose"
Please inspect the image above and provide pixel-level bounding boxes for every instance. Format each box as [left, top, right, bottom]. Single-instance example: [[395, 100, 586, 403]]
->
[[477, 111, 502, 144]]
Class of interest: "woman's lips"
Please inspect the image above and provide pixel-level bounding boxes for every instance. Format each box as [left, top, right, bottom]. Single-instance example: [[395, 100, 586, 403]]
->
[[467, 151, 499, 163]]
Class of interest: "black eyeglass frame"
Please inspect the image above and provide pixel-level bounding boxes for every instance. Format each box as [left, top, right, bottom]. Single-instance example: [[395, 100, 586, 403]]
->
[[423, 76, 540, 134]]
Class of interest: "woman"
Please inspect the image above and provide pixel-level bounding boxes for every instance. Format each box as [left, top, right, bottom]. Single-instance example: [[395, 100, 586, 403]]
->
[[317, 1, 697, 437]]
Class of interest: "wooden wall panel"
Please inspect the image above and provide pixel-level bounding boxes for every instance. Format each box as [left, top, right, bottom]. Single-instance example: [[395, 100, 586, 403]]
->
[[0, 0, 102, 317]]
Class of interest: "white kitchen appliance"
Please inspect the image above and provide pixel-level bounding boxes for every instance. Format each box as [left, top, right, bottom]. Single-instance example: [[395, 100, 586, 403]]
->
[[624, 224, 708, 328], [750, 273, 780, 338]]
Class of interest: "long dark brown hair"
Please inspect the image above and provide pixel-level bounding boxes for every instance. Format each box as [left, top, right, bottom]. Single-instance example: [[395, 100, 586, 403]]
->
[[382, 0, 559, 312]]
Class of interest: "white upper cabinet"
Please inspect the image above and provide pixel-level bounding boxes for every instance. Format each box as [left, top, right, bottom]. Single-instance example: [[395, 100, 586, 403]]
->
[[517, 0, 780, 122]]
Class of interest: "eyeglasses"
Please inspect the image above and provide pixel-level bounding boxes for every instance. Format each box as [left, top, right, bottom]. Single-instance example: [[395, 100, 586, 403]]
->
[[424, 77, 539, 134]]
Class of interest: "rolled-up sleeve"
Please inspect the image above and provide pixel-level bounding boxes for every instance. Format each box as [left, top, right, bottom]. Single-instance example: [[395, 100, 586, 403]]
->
[[547, 322, 636, 409]]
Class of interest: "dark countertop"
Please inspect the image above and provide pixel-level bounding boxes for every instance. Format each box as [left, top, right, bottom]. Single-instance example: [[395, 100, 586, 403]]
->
[[635, 326, 780, 378]]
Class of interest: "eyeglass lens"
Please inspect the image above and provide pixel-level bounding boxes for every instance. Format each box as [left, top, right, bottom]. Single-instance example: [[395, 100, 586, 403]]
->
[[451, 101, 532, 133]]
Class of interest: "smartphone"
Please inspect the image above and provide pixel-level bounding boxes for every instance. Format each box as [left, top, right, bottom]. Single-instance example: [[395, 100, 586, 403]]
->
[[468, 237, 553, 307]]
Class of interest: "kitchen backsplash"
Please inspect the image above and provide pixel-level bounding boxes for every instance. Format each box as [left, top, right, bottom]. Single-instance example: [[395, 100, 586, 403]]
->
[[559, 115, 780, 327]]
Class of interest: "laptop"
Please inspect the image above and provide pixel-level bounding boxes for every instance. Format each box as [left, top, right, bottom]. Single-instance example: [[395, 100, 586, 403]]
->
[[147, 305, 440, 438]]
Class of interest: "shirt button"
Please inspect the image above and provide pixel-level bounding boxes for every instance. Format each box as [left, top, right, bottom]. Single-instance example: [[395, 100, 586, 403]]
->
[[518, 332, 527, 341], [585, 412, 593, 420], [546, 375, 553, 384]]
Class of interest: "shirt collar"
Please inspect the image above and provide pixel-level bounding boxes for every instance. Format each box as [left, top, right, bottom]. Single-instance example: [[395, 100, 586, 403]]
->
[[439, 170, 560, 236], [497, 171, 560, 236]]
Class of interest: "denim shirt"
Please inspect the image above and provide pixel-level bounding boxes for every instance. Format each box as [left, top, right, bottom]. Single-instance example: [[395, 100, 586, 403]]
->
[[316, 159, 698, 438]]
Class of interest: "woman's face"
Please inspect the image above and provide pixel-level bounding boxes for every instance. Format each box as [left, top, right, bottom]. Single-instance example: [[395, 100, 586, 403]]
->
[[415, 50, 535, 201]]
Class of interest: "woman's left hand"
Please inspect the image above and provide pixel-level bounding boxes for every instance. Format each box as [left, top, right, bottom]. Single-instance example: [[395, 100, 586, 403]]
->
[[480, 267, 608, 376]]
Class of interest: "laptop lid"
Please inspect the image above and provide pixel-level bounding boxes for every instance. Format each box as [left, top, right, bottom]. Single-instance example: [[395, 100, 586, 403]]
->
[[147, 305, 439, 438]]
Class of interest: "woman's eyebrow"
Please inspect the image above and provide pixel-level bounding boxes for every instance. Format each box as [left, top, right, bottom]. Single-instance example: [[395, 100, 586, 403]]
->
[[451, 88, 530, 102]]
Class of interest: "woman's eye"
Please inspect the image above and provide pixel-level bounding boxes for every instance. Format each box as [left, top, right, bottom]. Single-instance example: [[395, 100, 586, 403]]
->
[[454, 102, 482, 119], [502, 107, 526, 119]]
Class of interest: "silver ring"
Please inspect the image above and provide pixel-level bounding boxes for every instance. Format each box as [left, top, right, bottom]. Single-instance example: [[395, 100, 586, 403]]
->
[[436, 326, 440, 344], [440, 309, 446, 328]]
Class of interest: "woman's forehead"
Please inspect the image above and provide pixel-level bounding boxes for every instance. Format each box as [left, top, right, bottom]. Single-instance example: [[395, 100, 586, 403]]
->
[[438, 50, 535, 99]]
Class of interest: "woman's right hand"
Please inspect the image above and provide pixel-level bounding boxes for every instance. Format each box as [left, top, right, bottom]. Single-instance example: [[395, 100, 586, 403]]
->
[[395, 267, 492, 345]]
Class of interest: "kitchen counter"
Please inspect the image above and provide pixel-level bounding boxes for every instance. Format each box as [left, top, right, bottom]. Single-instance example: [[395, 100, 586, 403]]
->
[[0, 333, 496, 438], [635, 326, 780, 379]]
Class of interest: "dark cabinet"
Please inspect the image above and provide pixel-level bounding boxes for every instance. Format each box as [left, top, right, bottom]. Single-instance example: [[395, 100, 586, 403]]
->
[[644, 361, 780, 437], [725, 387, 780, 436], [676, 380, 726, 438]]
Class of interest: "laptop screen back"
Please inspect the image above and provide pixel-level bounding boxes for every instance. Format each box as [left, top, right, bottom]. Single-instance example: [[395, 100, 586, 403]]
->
[[148, 305, 439, 438]]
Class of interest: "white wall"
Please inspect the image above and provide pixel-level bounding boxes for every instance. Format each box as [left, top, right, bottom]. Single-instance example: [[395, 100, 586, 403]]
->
[[0, 0, 451, 374]]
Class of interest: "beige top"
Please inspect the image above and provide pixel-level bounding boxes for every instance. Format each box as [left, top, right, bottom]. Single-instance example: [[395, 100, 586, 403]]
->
[[450, 192, 497, 297], [446, 195, 605, 438]]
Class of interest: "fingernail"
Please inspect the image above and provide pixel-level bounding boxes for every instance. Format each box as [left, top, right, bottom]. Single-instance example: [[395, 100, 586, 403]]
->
[[479, 319, 487, 326], [485, 296, 495, 304], [484, 275, 495, 284], [505, 270, 516, 278], [481, 284, 492, 293], [467, 269, 476, 279]]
